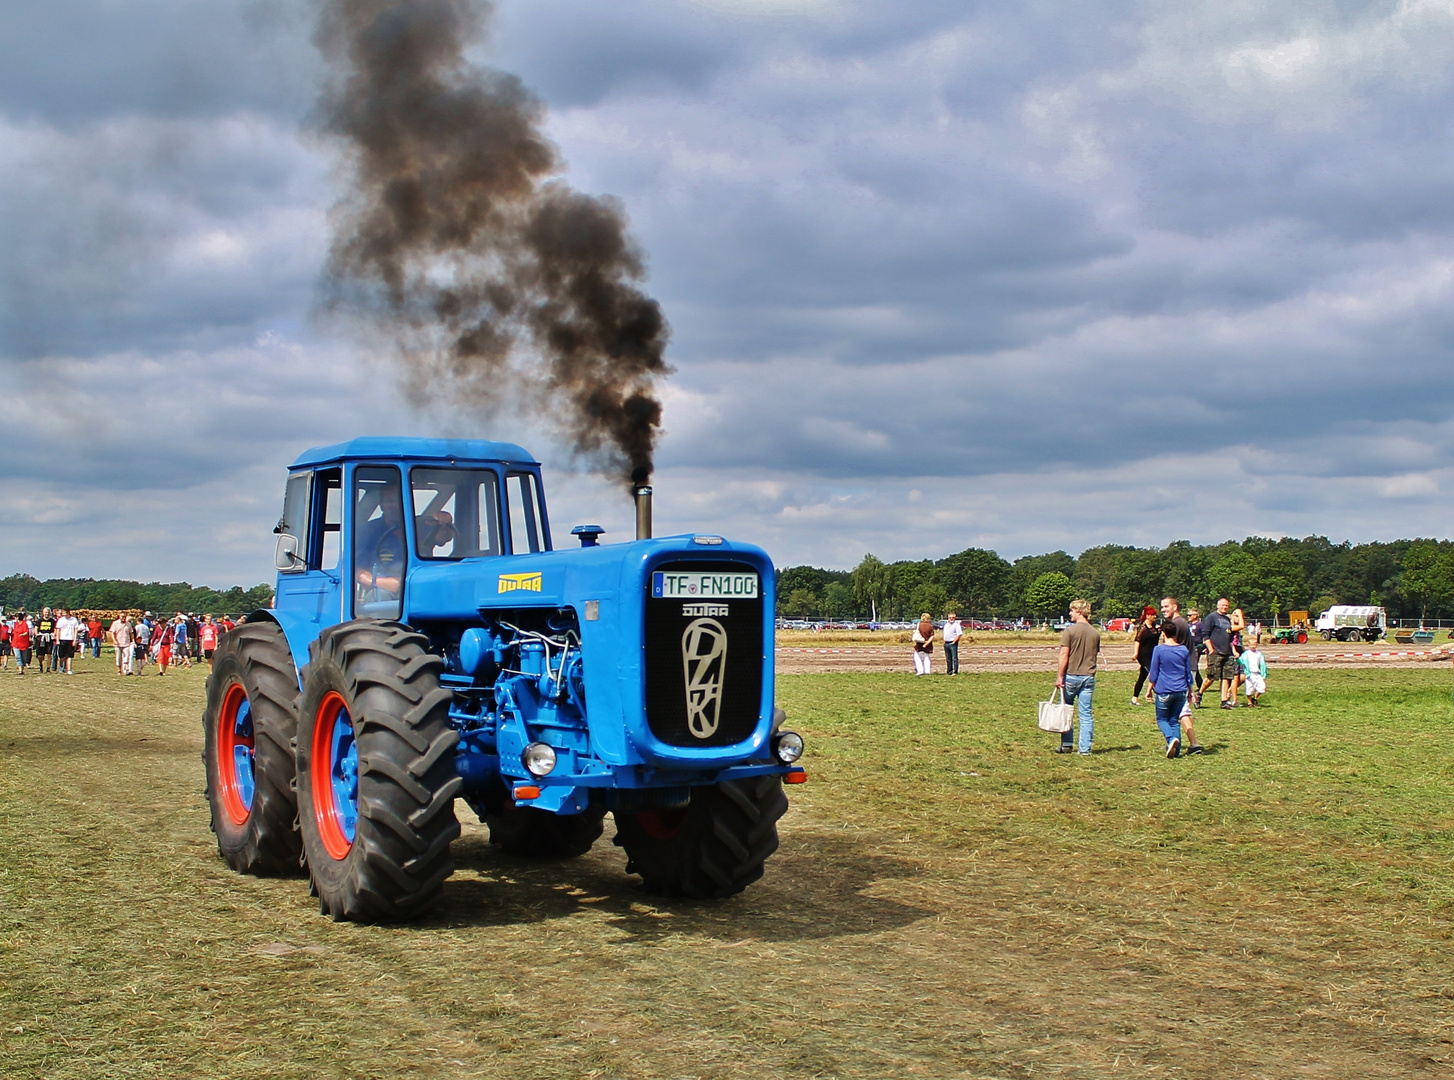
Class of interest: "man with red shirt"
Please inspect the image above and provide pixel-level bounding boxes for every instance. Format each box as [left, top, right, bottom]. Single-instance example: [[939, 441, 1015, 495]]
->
[[11, 613, 33, 673], [87, 615, 103, 658]]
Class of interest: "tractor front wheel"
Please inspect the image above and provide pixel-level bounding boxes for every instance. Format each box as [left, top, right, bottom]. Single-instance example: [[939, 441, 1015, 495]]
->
[[612, 777, 788, 899], [296, 620, 461, 922], [202, 620, 302, 875]]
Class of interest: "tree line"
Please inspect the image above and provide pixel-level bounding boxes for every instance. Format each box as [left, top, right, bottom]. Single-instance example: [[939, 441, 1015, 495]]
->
[[0, 574, 276, 616], [776, 537, 1454, 624]]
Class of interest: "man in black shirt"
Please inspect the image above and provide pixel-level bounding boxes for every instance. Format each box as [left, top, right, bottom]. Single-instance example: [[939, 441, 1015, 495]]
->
[[35, 607, 56, 674], [1201, 597, 1237, 710]]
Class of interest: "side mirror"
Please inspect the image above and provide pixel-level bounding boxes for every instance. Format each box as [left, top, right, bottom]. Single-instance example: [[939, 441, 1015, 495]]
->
[[274, 533, 304, 571]]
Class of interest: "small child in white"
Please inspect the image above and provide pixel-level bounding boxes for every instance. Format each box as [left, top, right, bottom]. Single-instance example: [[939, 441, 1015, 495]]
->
[[1239, 633, 1268, 706]]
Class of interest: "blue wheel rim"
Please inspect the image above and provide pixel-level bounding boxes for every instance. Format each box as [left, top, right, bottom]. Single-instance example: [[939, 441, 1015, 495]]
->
[[329, 703, 358, 843], [233, 698, 255, 812]]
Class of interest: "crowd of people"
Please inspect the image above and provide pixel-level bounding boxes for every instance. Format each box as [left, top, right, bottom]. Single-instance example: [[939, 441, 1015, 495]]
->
[[1056, 595, 1270, 759], [904, 597, 1272, 761], [0, 609, 235, 676]]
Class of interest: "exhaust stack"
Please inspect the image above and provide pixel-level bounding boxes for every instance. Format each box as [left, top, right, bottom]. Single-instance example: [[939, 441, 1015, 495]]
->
[[634, 484, 652, 540], [632, 466, 652, 539]]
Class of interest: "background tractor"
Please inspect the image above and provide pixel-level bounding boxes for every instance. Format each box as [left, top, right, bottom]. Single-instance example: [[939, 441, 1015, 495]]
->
[[202, 437, 805, 922]]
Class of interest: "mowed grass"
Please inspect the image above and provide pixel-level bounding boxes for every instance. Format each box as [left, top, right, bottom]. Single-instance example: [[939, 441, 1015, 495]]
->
[[3, 655, 1454, 1079]]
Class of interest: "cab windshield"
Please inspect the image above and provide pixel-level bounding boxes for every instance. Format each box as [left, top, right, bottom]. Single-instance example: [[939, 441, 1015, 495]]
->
[[409, 468, 504, 560]]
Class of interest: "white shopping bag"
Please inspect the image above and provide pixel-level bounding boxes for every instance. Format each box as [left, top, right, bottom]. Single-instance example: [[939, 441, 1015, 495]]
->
[[1037, 687, 1075, 733]]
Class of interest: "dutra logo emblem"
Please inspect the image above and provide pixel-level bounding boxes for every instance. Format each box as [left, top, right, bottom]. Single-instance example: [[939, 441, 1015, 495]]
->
[[681, 617, 727, 739], [497, 572, 543, 594]]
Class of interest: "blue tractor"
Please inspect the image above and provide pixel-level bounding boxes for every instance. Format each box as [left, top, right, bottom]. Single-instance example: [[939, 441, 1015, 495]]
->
[[202, 437, 805, 922]]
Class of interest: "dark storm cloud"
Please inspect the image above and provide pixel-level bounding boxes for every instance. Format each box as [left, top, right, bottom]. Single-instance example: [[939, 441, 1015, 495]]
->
[[3, 0, 1453, 583], [0, 0, 319, 125]]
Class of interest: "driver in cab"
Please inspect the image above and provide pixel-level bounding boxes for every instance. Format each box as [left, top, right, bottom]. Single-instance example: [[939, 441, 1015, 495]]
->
[[356, 487, 406, 600]]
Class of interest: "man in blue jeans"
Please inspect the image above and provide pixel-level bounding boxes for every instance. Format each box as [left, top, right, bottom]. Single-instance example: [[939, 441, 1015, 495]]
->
[[1055, 599, 1101, 754]]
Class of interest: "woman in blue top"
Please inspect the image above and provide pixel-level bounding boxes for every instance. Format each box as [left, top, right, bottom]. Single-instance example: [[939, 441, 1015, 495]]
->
[[1147, 623, 1193, 758]]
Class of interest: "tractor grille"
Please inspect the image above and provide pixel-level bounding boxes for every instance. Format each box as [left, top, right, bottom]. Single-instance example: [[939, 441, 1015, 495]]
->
[[643, 561, 764, 749]]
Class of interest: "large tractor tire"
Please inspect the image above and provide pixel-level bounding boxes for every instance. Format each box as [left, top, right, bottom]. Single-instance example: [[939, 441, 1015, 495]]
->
[[613, 777, 788, 899], [480, 797, 607, 859], [295, 620, 461, 922], [202, 620, 302, 875]]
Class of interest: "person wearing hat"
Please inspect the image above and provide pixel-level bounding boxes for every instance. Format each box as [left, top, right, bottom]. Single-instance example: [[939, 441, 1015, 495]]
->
[[1130, 605, 1160, 705], [911, 613, 935, 676]]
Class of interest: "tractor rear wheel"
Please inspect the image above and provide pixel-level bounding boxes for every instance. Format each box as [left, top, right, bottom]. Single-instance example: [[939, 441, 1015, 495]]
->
[[612, 777, 788, 899], [1297, 631, 1308, 644], [295, 620, 461, 922], [481, 799, 607, 859], [202, 620, 302, 875]]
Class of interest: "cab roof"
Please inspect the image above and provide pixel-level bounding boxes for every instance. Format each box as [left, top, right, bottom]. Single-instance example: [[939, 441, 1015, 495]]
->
[[290, 436, 538, 470]]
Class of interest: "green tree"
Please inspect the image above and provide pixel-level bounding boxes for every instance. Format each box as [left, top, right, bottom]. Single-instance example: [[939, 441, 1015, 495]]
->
[[783, 589, 819, 619], [851, 554, 892, 620], [822, 582, 855, 619], [1025, 572, 1075, 620], [937, 548, 1011, 621], [1400, 542, 1452, 624], [909, 583, 948, 619]]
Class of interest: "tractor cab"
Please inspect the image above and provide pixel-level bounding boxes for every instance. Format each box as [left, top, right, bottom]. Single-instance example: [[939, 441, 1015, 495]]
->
[[272, 437, 548, 636]]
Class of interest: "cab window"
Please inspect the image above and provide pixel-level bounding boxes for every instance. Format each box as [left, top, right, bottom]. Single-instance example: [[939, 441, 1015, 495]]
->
[[277, 472, 311, 574], [313, 468, 342, 571], [410, 468, 503, 560], [505, 472, 545, 554], [353, 466, 406, 619]]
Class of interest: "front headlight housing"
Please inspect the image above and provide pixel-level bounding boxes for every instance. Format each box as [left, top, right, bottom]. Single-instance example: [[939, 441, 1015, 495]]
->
[[522, 742, 557, 777], [772, 730, 805, 764]]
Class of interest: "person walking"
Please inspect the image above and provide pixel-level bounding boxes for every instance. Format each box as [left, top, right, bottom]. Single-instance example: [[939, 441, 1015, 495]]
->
[[133, 615, 152, 674], [55, 608, 79, 674], [171, 616, 192, 669], [1203, 598, 1238, 709], [110, 614, 134, 675], [11, 613, 33, 674], [1185, 606, 1206, 706], [35, 607, 55, 673], [200, 614, 220, 671], [1239, 633, 1268, 706], [1159, 596, 1202, 749], [1055, 599, 1101, 754], [942, 611, 963, 676], [912, 613, 935, 676], [87, 615, 103, 659], [155, 619, 174, 675], [1147, 621, 1194, 757], [1130, 606, 1159, 705], [0, 616, 10, 671]]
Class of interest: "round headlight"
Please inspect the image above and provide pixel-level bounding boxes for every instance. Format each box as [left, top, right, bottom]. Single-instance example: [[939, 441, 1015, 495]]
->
[[522, 742, 557, 777], [772, 730, 805, 764]]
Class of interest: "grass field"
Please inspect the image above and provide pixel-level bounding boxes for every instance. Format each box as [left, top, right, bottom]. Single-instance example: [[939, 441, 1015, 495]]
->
[[3, 656, 1454, 1078]]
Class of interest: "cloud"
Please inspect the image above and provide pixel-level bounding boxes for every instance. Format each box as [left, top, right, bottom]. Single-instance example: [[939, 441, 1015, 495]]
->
[[3, 0, 1454, 587]]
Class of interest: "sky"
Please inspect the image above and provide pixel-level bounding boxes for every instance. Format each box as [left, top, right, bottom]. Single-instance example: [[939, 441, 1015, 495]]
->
[[2, 0, 1453, 587]]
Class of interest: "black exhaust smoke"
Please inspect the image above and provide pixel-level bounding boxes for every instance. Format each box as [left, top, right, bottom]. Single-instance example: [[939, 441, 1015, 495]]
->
[[315, 0, 670, 488]]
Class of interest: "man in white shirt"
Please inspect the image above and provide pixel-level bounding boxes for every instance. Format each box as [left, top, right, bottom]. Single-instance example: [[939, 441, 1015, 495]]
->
[[942, 611, 964, 676], [110, 616, 134, 675], [55, 609, 80, 675]]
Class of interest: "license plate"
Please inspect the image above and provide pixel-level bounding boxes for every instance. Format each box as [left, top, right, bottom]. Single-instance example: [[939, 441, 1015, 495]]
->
[[652, 571, 759, 600]]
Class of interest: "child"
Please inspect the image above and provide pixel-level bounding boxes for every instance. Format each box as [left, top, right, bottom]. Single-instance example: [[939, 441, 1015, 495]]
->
[[1147, 622, 1194, 758], [1239, 633, 1268, 706]]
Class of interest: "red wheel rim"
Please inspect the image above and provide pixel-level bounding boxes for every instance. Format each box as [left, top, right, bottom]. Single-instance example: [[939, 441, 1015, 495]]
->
[[312, 691, 357, 861], [637, 807, 688, 841], [217, 683, 254, 826]]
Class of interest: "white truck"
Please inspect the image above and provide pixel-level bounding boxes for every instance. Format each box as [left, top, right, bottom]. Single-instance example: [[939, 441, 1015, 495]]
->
[[1315, 605, 1386, 642]]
